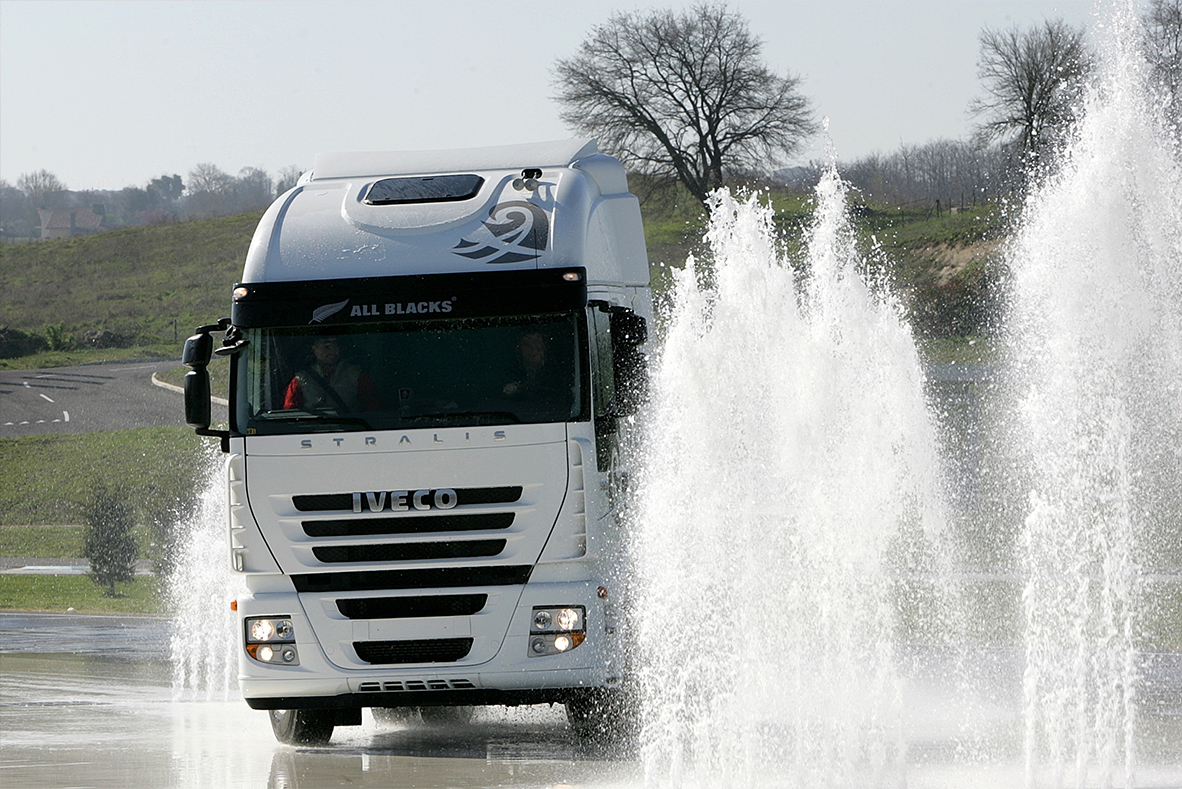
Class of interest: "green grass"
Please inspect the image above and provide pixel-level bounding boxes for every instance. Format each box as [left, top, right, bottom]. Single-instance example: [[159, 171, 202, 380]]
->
[[0, 574, 165, 614], [918, 335, 1000, 365], [0, 212, 257, 347], [0, 524, 157, 559], [0, 426, 213, 527], [0, 525, 87, 557], [0, 345, 181, 370]]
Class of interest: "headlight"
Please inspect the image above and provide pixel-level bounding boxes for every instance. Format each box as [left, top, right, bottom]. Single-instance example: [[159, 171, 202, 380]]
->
[[245, 616, 299, 665], [528, 606, 586, 657]]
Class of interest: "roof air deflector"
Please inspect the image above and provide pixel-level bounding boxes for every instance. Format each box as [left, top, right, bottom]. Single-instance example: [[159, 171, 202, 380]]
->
[[364, 174, 484, 206]]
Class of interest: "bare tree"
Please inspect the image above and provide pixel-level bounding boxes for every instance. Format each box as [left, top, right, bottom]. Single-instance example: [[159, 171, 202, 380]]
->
[[1144, 0, 1182, 132], [553, 3, 816, 205], [275, 165, 305, 195], [970, 19, 1091, 166], [235, 166, 274, 208], [16, 169, 67, 207], [186, 162, 235, 196]]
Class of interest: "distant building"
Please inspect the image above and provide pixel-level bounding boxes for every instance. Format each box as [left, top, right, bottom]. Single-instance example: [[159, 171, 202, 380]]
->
[[37, 205, 105, 240]]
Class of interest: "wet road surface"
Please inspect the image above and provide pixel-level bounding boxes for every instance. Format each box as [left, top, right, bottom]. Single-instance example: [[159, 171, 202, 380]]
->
[[2, 612, 1180, 788], [0, 612, 635, 789]]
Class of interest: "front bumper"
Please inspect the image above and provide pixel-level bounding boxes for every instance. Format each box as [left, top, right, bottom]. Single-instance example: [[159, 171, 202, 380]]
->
[[236, 578, 620, 708]]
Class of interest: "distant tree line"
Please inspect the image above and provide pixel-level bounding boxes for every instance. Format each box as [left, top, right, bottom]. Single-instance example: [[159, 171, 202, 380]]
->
[[0, 162, 305, 242], [556, 1, 1181, 211], [4, 2, 1177, 240]]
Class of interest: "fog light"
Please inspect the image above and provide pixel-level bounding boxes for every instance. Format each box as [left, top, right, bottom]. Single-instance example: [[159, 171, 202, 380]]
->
[[281, 647, 297, 663], [258, 645, 274, 662], [531, 637, 547, 654], [554, 635, 572, 652]]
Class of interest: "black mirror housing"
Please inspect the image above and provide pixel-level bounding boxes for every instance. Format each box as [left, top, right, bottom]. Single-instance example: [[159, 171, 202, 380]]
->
[[183, 369, 212, 429], [182, 333, 213, 368]]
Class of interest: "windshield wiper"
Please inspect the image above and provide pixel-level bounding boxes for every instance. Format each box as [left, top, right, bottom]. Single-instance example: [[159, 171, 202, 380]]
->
[[261, 411, 375, 430], [402, 411, 522, 425]]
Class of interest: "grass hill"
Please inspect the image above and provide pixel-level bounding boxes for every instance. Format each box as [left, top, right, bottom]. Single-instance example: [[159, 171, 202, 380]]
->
[[0, 189, 1004, 369], [0, 213, 261, 366]]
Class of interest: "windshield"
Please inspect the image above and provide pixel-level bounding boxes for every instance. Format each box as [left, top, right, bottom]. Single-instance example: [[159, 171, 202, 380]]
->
[[234, 313, 587, 435]]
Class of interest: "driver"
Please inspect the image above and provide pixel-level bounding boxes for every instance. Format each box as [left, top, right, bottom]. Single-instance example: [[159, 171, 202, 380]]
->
[[283, 336, 382, 412]]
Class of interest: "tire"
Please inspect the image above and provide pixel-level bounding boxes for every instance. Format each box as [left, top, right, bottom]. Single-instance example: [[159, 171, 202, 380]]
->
[[565, 691, 637, 747], [268, 708, 335, 745], [418, 705, 475, 725]]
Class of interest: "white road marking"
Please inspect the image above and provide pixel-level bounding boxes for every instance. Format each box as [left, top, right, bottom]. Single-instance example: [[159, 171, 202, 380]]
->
[[63, 411, 70, 422], [39, 393, 55, 403]]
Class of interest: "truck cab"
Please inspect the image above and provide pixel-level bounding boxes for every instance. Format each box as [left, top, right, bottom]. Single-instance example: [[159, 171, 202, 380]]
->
[[182, 139, 650, 744]]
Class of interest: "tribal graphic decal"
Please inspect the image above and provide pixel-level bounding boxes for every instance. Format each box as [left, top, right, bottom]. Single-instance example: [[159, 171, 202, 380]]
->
[[452, 201, 549, 265]]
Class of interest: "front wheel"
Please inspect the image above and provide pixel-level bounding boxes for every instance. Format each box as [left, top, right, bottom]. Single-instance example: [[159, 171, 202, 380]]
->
[[565, 690, 638, 747], [269, 708, 335, 745]]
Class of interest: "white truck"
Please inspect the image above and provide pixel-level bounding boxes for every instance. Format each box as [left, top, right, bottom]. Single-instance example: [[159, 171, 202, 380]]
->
[[182, 139, 650, 744]]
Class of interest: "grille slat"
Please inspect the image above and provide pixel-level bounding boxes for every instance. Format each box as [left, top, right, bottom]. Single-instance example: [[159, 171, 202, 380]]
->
[[337, 594, 487, 619], [294, 486, 523, 512], [293, 565, 532, 592], [313, 539, 505, 564], [355, 638, 474, 664], [304, 512, 514, 537]]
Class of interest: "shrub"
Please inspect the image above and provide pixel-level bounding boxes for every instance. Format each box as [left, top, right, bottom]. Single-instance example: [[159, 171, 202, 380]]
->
[[44, 322, 74, 351], [82, 486, 139, 597]]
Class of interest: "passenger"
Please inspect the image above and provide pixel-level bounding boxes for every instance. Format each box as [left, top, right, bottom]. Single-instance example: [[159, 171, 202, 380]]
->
[[283, 336, 382, 412], [503, 330, 564, 402]]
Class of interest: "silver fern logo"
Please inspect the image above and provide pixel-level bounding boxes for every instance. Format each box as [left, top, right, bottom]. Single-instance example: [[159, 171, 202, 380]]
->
[[310, 299, 349, 324], [452, 201, 549, 264]]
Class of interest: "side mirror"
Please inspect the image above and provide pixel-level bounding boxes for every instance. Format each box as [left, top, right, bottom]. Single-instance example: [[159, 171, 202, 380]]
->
[[183, 368, 212, 430], [182, 332, 213, 368], [610, 311, 647, 346], [182, 322, 231, 452], [609, 312, 648, 417]]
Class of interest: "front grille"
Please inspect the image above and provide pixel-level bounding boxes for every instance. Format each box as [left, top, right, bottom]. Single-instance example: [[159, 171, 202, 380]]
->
[[294, 486, 523, 512], [304, 512, 514, 537], [337, 594, 487, 619], [355, 638, 474, 664], [313, 539, 505, 564], [292, 564, 533, 593]]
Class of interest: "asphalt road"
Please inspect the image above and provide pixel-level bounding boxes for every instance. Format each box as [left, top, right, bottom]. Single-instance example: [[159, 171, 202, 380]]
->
[[0, 612, 629, 789], [0, 359, 223, 436]]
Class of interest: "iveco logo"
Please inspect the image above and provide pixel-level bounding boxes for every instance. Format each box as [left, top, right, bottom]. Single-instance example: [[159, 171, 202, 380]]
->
[[352, 489, 457, 513]]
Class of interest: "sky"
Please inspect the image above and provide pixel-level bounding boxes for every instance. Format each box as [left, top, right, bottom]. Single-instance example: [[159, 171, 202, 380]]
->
[[0, 0, 1122, 192]]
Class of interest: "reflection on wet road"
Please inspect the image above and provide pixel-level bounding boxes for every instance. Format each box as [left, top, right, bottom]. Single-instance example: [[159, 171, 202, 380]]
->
[[0, 613, 635, 789], [2, 612, 1180, 788]]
